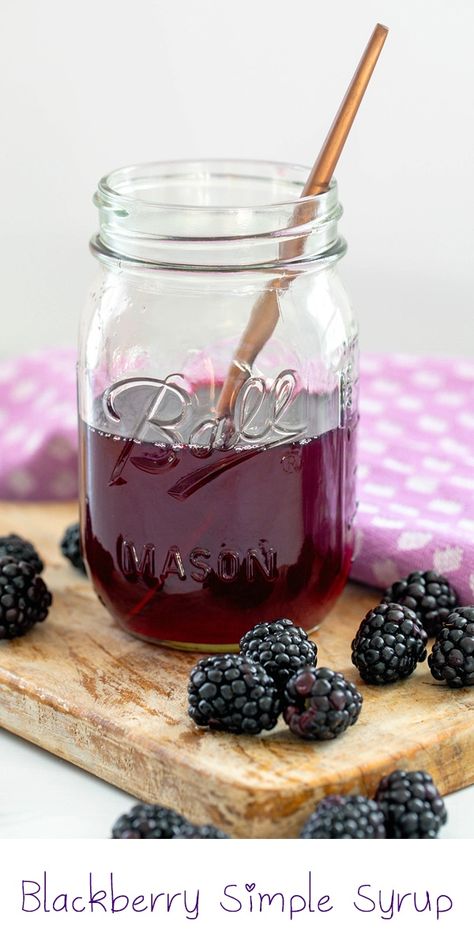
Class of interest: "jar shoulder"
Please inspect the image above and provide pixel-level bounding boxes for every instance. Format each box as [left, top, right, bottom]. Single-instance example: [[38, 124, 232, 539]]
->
[[79, 263, 357, 357]]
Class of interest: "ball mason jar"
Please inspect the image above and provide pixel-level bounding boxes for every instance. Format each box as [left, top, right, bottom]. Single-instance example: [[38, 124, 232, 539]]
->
[[78, 160, 358, 650]]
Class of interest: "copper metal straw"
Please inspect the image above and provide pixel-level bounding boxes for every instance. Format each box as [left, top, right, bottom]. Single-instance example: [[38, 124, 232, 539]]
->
[[217, 23, 388, 416]]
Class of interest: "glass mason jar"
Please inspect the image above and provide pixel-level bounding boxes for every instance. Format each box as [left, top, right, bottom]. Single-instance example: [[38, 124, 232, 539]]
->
[[78, 160, 358, 650]]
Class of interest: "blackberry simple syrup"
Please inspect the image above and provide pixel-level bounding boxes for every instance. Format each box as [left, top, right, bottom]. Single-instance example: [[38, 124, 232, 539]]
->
[[80, 382, 356, 648]]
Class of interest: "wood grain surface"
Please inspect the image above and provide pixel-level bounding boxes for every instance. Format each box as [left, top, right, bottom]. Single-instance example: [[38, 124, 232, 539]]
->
[[0, 502, 472, 838]]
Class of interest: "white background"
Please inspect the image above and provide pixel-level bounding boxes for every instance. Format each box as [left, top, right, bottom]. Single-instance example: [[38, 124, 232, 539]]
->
[[0, 0, 473, 838], [1, 0, 473, 358]]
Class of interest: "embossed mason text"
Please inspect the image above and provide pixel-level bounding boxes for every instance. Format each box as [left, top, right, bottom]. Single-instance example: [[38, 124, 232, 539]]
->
[[117, 537, 278, 587]]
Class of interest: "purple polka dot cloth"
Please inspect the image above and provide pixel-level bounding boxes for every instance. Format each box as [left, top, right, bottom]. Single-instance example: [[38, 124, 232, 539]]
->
[[352, 353, 474, 604], [0, 350, 78, 501], [0, 349, 473, 603]]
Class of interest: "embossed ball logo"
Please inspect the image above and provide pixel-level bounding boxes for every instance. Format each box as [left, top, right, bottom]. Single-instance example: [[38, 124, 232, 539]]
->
[[103, 369, 306, 490]]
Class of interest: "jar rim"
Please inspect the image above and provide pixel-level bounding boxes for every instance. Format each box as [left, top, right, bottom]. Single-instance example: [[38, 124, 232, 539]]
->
[[92, 159, 345, 269], [95, 158, 337, 214]]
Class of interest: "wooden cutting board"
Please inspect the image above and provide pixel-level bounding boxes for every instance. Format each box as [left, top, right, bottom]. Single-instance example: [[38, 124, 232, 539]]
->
[[0, 501, 472, 838]]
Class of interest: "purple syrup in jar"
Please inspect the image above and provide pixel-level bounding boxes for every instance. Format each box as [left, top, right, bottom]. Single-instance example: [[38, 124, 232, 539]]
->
[[80, 379, 357, 649]]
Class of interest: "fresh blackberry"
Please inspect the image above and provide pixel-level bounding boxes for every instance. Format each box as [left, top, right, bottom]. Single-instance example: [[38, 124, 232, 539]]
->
[[239, 618, 317, 695], [300, 795, 386, 839], [188, 654, 281, 735], [428, 607, 474, 688], [0, 555, 52, 640], [283, 667, 362, 740], [375, 770, 447, 838], [112, 803, 189, 839], [60, 523, 86, 574], [383, 570, 458, 636], [0, 533, 43, 574], [176, 823, 230, 839], [351, 603, 427, 684]]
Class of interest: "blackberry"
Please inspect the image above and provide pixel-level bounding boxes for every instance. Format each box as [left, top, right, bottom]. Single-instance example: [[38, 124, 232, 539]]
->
[[188, 654, 281, 735], [60, 523, 86, 574], [283, 667, 362, 740], [239, 618, 317, 695], [0, 555, 52, 640], [0, 533, 43, 574], [428, 607, 474, 688], [383, 570, 458, 637], [351, 603, 427, 684], [175, 823, 230, 839], [300, 795, 386, 839], [112, 803, 189, 839], [375, 770, 447, 838]]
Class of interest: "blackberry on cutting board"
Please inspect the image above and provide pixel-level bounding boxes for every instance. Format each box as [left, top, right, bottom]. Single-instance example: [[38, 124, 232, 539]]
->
[[175, 823, 230, 839], [428, 607, 474, 688], [112, 803, 189, 839], [60, 522, 86, 574], [0, 533, 43, 574], [283, 666, 362, 740], [239, 618, 317, 695], [0, 555, 52, 640], [188, 653, 281, 735], [300, 795, 386, 839], [375, 770, 447, 838], [351, 603, 427, 685], [383, 570, 458, 637]]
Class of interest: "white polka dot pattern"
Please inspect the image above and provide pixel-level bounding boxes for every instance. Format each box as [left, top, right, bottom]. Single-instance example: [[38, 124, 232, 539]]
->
[[353, 353, 474, 605], [0, 350, 78, 501], [397, 532, 432, 551]]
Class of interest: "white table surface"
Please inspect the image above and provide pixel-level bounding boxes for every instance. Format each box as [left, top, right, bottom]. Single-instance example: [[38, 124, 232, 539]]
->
[[1, 728, 472, 838]]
